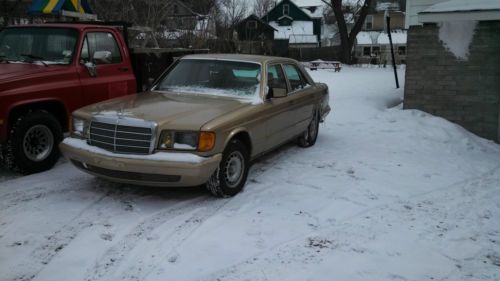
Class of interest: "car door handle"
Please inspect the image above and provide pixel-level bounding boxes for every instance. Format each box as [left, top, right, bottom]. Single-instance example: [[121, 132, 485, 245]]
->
[[118, 67, 129, 72]]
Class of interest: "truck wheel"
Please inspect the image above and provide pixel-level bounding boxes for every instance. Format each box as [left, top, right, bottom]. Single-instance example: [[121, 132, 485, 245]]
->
[[5, 111, 63, 174], [297, 109, 319, 148], [206, 139, 249, 197]]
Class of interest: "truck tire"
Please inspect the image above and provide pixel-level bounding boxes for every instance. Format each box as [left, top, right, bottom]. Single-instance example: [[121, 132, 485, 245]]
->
[[5, 110, 63, 174], [206, 139, 249, 197], [297, 109, 319, 148]]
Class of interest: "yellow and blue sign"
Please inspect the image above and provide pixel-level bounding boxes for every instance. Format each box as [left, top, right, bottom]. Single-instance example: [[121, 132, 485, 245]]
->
[[29, 0, 93, 15]]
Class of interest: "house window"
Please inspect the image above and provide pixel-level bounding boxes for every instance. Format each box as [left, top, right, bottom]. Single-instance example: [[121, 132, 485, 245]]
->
[[372, 46, 380, 56], [283, 4, 290, 16], [173, 4, 179, 14], [363, 47, 371, 56], [365, 15, 373, 30], [248, 20, 257, 29], [398, 46, 406, 55]]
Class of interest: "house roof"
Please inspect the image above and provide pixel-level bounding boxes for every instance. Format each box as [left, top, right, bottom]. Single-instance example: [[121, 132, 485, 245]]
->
[[419, 0, 500, 22], [269, 20, 315, 40], [356, 30, 407, 45], [292, 0, 324, 7], [264, 0, 313, 21], [237, 14, 277, 31]]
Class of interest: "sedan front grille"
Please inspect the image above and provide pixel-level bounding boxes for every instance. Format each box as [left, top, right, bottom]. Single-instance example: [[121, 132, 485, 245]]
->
[[88, 117, 156, 154]]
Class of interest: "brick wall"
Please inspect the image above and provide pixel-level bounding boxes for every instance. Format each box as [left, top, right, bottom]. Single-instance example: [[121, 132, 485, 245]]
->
[[404, 21, 500, 142]]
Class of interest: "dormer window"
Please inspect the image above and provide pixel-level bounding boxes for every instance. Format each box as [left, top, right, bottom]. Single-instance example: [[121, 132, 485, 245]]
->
[[283, 4, 290, 16]]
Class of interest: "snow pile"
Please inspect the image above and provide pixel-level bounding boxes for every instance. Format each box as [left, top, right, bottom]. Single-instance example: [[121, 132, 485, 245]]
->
[[163, 85, 262, 105], [438, 20, 477, 60], [357, 30, 407, 45], [1, 68, 500, 281], [377, 30, 407, 44]]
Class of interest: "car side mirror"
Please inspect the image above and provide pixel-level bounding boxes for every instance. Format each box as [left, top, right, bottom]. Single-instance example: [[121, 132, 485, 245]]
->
[[266, 87, 287, 99], [84, 61, 97, 77]]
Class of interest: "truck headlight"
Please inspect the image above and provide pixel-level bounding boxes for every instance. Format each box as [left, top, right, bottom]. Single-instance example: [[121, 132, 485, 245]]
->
[[158, 131, 215, 152], [72, 117, 89, 139]]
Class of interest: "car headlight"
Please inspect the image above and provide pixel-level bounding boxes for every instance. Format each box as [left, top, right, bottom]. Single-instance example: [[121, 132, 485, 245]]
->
[[72, 117, 89, 139], [158, 131, 215, 152]]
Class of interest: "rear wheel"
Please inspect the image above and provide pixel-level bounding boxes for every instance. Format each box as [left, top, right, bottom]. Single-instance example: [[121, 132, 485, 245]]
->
[[298, 109, 319, 148], [206, 139, 249, 197], [4, 111, 63, 174]]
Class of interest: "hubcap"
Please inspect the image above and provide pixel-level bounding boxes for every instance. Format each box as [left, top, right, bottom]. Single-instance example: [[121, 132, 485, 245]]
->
[[224, 151, 244, 188], [23, 125, 54, 162]]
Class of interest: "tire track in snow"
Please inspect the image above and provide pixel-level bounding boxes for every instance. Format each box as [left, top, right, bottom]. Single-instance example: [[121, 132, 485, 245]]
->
[[86, 197, 230, 281], [9, 186, 126, 281]]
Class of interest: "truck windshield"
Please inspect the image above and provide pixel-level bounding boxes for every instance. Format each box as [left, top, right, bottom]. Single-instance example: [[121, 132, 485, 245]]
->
[[158, 59, 262, 102], [0, 27, 78, 65]]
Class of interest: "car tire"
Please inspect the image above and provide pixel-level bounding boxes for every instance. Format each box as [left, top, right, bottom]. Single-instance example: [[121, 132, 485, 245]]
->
[[297, 109, 319, 148], [4, 110, 63, 174], [206, 139, 249, 197]]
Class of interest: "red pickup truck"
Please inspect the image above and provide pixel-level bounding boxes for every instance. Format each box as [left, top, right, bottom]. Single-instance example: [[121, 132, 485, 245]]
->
[[0, 23, 201, 174]]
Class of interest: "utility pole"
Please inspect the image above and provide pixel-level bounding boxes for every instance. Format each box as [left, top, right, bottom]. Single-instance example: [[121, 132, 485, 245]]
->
[[385, 10, 399, 89]]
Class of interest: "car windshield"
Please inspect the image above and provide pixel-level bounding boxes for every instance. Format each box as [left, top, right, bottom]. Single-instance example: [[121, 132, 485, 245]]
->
[[0, 27, 78, 65], [157, 59, 262, 103]]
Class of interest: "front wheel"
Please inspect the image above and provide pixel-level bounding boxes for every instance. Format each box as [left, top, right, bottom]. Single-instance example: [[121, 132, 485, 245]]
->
[[206, 139, 249, 197], [4, 110, 63, 174], [297, 109, 319, 148]]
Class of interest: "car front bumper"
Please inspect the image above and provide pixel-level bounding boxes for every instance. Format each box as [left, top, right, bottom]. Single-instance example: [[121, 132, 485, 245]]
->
[[60, 138, 221, 187]]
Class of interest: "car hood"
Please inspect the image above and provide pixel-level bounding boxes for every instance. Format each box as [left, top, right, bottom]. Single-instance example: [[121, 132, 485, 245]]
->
[[78, 91, 253, 131], [0, 63, 62, 80]]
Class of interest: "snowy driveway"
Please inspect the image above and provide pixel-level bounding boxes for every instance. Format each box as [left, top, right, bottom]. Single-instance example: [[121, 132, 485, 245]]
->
[[1, 67, 500, 281]]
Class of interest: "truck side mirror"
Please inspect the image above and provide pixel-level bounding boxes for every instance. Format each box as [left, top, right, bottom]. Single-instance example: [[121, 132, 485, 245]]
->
[[84, 61, 97, 77]]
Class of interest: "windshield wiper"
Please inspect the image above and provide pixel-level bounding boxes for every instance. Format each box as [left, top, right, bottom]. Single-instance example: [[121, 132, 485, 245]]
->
[[20, 54, 48, 66]]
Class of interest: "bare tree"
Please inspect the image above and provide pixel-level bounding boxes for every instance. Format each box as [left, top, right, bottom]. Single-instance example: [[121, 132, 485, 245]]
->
[[322, 0, 372, 64], [252, 0, 274, 18], [216, 0, 247, 40]]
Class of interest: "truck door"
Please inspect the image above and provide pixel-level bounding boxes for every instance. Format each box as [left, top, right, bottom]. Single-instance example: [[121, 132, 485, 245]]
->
[[77, 30, 136, 106]]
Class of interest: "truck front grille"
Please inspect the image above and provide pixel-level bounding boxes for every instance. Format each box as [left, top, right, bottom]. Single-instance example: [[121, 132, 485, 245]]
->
[[88, 117, 156, 154]]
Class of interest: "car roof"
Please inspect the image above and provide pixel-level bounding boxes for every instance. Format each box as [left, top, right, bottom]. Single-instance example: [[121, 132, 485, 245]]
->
[[181, 53, 299, 65]]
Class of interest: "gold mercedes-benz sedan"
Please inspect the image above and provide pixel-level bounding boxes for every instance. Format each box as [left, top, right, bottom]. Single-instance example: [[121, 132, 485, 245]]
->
[[60, 54, 330, 197]]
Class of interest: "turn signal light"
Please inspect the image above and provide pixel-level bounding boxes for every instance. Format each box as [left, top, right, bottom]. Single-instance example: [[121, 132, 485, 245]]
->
[[198, 132, 216, 152]]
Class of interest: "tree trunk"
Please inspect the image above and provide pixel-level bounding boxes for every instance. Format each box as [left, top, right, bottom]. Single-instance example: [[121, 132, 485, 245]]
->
[[328, 0, 372, 64]]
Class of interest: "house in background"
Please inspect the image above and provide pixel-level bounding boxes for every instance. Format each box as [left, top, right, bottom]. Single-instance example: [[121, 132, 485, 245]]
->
[[161, 0, 216, 47], [262, 0, 321, 48], [355, 0, 407, 64], [235, 14, 276, 54], [403, 0, 500, 142]]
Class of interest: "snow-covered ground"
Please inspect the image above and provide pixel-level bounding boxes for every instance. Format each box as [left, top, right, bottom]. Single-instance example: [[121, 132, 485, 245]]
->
[[1, 67, 500, 281]]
